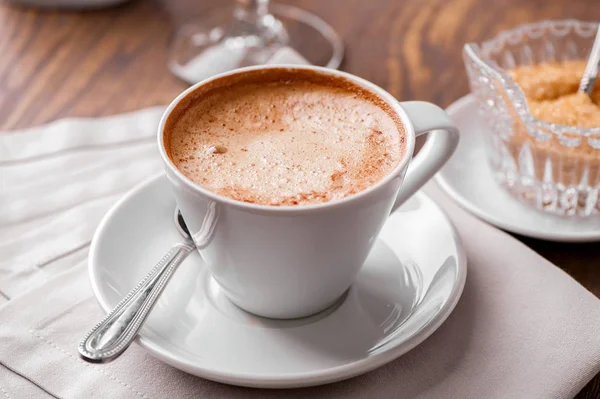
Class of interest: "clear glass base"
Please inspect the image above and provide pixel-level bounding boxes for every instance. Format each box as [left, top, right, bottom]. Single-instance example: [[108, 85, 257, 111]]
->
[[168, 4, 344, 85], [489, 140, 600, 217], [496, 172, 600, 217]]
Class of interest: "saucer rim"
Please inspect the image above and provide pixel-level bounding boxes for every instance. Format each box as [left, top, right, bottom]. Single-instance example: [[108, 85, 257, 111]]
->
[[435, 94, 600, 243], [88, 173, 467, 388]]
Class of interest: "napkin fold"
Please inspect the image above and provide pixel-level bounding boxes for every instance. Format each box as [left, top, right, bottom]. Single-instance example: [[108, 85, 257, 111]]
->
[[1, 107, 600, 399]]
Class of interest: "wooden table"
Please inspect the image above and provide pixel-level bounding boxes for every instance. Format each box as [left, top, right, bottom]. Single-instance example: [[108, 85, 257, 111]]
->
[[0, 0, 598, 396]]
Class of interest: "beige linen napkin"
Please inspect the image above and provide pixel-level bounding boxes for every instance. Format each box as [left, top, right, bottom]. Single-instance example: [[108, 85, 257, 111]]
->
[[1, 106, 600, 399]]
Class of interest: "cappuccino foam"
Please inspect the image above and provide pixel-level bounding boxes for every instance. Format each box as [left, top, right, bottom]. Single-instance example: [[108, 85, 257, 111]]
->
[[165, 69, 406, 206]]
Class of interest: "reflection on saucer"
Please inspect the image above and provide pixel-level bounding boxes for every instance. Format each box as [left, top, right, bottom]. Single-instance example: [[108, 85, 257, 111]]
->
[[90, 174, 466, 388]]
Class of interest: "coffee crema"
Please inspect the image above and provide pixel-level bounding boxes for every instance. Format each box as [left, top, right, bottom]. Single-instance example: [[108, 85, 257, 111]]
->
[[164, 69, 406, 206]]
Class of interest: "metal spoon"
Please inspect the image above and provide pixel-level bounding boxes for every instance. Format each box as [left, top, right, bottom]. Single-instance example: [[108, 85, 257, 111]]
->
[[78, 209, 195, 363], [579, 26, 600, 96]]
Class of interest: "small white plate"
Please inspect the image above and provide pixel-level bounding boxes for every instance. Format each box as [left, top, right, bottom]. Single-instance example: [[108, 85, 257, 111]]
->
[[89, 174, 466, 388], [436, 95, 600, 243]]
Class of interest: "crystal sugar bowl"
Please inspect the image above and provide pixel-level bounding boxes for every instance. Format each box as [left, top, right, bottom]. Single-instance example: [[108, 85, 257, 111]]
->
[[464, 20, 600, 217]]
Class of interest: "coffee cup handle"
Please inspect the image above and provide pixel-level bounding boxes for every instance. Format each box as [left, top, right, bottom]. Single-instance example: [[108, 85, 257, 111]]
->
[[390, 101, 459, 213]]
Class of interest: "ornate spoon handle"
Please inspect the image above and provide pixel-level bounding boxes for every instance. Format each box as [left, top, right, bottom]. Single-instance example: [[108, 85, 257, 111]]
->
[[579, 27, 600, 95], [78, 242, 194, 363]]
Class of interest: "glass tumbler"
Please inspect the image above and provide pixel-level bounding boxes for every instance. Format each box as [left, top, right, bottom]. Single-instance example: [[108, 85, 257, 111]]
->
[[464, 20, 600, 217], [168, 0, 344, 85]]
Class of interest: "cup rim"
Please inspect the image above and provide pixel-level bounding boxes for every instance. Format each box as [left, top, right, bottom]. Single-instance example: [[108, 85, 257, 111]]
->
[[157, 64, 415, 214]]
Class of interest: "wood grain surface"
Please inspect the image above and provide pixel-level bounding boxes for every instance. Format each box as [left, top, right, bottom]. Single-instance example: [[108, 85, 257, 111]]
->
[[0, 0, 599, 397]]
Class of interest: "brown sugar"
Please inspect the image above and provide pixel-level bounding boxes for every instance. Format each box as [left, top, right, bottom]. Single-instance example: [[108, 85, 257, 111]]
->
[[507, 61, 600, 187], [510, 61, 600, 127]]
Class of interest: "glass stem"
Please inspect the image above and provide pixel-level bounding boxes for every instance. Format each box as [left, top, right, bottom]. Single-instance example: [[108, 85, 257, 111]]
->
[[233, 0, 271, 24]]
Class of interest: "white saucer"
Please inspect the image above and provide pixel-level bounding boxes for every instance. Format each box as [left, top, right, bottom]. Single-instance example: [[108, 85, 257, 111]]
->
[[88, 174, 466, 388], [436, 95, 600, 243]]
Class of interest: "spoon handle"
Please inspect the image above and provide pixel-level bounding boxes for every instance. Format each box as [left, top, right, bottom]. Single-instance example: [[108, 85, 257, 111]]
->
[[580, 27, 600, 95], [78, 242, 195, 363]]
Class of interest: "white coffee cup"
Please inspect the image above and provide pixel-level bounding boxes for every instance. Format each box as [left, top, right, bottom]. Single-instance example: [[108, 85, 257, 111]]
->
[[158, 65, 459, 319]]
